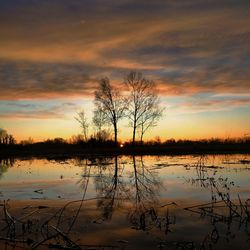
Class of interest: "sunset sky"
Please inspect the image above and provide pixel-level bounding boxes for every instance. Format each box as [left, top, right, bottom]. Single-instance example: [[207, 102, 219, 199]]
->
[[0, 0, 249, 142]]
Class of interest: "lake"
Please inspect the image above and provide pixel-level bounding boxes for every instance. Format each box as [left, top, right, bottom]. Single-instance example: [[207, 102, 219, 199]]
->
[[0, 154, 249, 249]]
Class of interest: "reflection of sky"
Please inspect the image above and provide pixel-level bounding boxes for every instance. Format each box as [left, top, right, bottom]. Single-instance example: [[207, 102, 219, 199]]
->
[[0, 155, 249, 249], [0, 155, 249, 201], [0, 0, 250, 140]]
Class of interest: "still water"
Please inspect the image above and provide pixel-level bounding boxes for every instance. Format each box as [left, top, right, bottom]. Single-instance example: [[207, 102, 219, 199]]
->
[[0, 154, 249, 249]]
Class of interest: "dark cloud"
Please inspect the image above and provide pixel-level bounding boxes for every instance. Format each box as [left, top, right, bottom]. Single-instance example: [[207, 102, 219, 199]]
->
[[6, 103, 35, 108], [174, 95, 250, 114], [0, 0, 249, 100], [0, 60, 99, 99], [0, 101, 79, 119]]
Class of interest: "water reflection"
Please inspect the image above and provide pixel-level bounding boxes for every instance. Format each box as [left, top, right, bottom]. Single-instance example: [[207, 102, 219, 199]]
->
[[128, 156, 160, 230], [0, 155, 249, 249], [96, 156, 126, 221], [0, 158, 15, 179], [74, 155, 250, 249], [77, 156, 161, 224], [183, 155, 250, 248]]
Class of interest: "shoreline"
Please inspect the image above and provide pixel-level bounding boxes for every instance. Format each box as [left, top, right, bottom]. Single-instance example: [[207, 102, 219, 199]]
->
[[0, 145, 249, 159]]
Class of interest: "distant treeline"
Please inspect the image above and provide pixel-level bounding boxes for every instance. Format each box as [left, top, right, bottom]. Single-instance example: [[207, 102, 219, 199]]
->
[[1, 136, 249, 157], [13, 135, 250, 146]]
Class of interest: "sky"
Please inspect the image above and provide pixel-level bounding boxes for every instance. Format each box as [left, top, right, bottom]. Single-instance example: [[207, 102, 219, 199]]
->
[[0, 0, 250, 142]]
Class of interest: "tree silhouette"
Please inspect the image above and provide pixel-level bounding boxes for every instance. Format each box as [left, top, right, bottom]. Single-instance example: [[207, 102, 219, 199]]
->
[[124, 71, 163, 145], [92, 108, 111, 141], [94, 77, 126, 145], [138, 101, 163, 144], [0, 128, 7, 144], [0, 129, 15, 145], [75, 110, 89, 142]]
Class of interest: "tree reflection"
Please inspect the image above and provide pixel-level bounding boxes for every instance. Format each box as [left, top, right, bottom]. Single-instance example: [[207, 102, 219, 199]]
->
[[73, 155, 250, 249], [0, 158, 15, 179], [90, 156, 161, 226], [128, 156, 160, 230], [95, 156, 128, 221]]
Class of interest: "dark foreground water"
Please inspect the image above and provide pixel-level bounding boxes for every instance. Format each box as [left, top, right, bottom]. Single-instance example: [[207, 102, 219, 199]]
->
[[0, 154, 249, 249]]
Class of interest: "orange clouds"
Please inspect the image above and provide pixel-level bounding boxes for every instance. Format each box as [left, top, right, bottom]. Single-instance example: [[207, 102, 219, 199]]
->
[[0, 1, 249, 100], [0, 0, 249, 140]]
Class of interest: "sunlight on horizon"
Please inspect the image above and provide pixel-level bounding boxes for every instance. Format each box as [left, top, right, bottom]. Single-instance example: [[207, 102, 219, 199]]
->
[[0, 0, 249, 142]]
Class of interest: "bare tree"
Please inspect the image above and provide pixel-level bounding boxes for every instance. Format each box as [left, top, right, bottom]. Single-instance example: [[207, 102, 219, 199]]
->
[[92, 109, 111, 142], [138, 97, 164, 144], [8, 134, 15, 145], [92, 108, 106, 132], [69, 134, 85, 144], [75, 110, 89, 142], [94, 77, 126, 145], [0, 129, 15, 145], [124, 71, 164, 145], [0, 129, 7, 144]]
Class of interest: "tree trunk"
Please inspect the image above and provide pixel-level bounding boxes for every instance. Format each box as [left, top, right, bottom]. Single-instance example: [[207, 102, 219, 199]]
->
[[140, 124, 144, 145], [140, 132, 143, 145], [132, 123, 136, 145], [114, 123, 118, 145], [83, 129, 88, 142]]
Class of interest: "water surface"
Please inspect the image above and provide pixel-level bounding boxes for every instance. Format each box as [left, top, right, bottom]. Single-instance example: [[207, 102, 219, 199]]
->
[[0, 154, 249, 249]]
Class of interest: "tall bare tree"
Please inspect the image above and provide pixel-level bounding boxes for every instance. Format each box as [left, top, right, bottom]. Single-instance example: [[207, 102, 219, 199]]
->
[[92, 108, 111, 141], [94, 77, 126, 145], [92, 108, 106, 133], [75, 110, 89, 142], [124, 71, 163, 145], [138, 100, 163, 144]]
